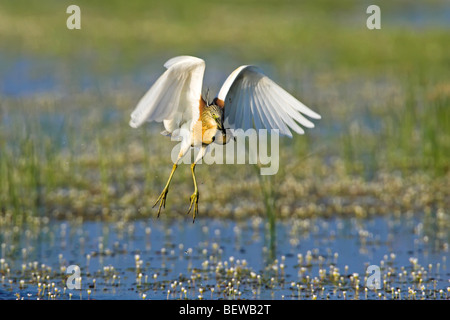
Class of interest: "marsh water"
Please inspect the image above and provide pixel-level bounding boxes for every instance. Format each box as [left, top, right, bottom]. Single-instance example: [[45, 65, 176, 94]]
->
[[1, 213, 448, 300]]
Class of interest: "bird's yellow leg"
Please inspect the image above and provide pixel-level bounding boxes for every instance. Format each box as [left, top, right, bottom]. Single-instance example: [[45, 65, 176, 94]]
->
[[187, 145, 207, 222], [153, 163, 177, 217], [186, 163, 199, 222]]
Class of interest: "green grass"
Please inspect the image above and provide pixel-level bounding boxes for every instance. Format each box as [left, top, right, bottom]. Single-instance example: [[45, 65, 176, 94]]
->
[[0, 0, 449, 221]]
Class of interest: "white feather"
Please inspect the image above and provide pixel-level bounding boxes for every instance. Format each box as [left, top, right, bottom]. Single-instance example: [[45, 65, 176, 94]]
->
[[129, 56, 205, 134], [218, 65, 321, 137]]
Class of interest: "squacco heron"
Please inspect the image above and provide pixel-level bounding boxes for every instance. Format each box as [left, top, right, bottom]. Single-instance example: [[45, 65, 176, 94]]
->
[[130, 56, 321, 222]]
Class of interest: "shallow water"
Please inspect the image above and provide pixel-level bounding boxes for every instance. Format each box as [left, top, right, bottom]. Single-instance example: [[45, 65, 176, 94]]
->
[[1, 214, 448, 300]]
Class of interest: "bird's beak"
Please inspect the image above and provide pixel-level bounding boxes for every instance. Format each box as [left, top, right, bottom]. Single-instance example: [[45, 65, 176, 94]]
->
[[224, 127, 236, 141], [217, 121, 224, 132]]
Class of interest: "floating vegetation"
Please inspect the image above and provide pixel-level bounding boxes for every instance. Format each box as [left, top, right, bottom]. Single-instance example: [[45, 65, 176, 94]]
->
[[0, 215, 448, 300]]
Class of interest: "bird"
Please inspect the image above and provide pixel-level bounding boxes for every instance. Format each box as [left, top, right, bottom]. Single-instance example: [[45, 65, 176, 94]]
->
[[129, 56, 321, 222]]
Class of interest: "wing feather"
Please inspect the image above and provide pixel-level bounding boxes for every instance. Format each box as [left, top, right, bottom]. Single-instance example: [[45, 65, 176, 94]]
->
[[249, 86, 263, 130], [217, 65, 321, 137], [242, 81, 253, 130], [254, 82, 286, 134], [129, 56, 205, 133], [252, 84, 271, 131], [270, 87, 314, 129], [258, 79, 291, 135], [230, 79, 244, 128], [264, 87, 304, 135]]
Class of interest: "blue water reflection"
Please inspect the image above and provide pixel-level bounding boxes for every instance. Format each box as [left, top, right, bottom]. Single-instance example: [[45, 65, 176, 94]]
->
[[1, 214, 448, 300]]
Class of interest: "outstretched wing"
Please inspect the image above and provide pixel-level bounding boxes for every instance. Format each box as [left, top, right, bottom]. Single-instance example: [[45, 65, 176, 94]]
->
[[216, 65, 321, 137], [129, 56, 206, 134]]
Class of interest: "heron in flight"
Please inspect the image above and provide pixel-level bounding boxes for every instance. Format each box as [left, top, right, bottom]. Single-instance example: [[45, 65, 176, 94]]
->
[[130, 56, 321, 222]]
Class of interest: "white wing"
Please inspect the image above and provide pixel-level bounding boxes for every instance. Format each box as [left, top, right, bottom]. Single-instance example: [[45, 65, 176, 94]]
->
[[217, 66, 321, 137], [129, 56, 205, 134]]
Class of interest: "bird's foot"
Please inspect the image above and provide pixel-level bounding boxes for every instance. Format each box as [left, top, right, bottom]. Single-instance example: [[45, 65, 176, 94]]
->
[[187, 191, 199, 223], [153, 187, 169, 218]]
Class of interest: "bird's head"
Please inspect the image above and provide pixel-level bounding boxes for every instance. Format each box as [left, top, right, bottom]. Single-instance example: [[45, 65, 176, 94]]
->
[[207, 103, 224, 132]]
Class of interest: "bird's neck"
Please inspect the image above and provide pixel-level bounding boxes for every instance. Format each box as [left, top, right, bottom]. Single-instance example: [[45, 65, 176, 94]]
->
[[200, 110, 217, 130]]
